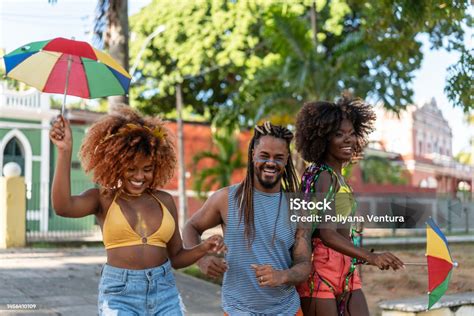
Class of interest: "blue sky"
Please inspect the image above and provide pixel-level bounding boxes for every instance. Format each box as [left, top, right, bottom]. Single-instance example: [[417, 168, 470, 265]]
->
[[0, 0, 471, 155]]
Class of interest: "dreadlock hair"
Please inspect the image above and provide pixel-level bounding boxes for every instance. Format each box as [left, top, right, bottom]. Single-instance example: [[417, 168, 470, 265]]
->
[[79, 104, 176, 196], [295, 96, 376, 163], [235, 121, 299, 246]]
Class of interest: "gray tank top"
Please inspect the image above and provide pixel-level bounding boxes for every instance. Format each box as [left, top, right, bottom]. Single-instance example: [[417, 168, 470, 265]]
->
[[222, 184, 300, 315]]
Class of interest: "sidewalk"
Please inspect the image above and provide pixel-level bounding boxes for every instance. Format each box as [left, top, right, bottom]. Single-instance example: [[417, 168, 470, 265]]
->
[[0, 248, 222, 315]]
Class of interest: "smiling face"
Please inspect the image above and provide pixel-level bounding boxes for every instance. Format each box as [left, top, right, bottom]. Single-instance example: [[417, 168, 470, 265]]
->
[[325, 118, 356, 164], [121, 154, 155, 195], [252, 135, 289, 192]]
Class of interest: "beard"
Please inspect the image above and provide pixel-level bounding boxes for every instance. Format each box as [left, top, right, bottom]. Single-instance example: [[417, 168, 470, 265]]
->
[[255, 166, 283, 189]]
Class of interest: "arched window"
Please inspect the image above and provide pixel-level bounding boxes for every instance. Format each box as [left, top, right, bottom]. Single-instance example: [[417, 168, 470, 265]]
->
[[3, 138, 25, 176]]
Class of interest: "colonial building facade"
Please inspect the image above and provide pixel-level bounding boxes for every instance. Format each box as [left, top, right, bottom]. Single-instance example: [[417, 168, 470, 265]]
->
[[371, 98, 473, 195]]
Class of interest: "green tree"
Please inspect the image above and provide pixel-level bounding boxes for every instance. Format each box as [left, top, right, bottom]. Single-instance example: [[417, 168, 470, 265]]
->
[[240, 0, 472, 123], [192, 130, 245, 199], [360, 156, 407, 185], [129, 0, 268, 117], [454, 113, 474, 165], [130, 0, 472, 127], [93, 0, 129, 107]]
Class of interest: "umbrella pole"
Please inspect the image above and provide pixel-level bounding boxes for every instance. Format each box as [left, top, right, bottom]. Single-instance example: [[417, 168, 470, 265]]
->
[[403, 262, 428, 266], [62, 55, 73, 115]]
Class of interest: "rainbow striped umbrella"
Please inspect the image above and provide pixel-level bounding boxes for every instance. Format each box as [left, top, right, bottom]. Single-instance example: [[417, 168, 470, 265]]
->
[[426, 218, 457, 309], [2, 37, 131, 113]]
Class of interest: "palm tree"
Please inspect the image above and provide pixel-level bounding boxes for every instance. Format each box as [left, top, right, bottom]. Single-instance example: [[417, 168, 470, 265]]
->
[[49, 0, 129, 108], [192, 131, 245, 199], [92, 0, 129, 107]]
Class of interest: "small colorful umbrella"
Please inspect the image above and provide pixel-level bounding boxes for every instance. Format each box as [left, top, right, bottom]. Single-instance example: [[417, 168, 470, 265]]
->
[[425, 218, 457, 309], [2, 37, 131, 113], [391, 218, 457, 309]]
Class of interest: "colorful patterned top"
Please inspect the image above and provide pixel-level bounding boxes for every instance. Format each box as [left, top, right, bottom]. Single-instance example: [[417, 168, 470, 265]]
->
[[301, 163, 356, 233], [301, 163, 363, 315]]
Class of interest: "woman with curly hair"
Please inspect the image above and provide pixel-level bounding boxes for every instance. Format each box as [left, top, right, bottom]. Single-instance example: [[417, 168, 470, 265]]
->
[[294, 97, 404, 316], [50, 105, 224, 315]]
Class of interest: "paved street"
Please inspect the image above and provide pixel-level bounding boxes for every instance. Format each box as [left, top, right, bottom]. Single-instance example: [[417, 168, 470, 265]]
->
[[0, 248, 222, 315]]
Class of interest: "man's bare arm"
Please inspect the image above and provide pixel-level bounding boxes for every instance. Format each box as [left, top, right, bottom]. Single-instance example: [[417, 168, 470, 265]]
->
[[182, 187, 227, 248], [182, 188, 229, 278], [251, 226, 311, 287], [282, 226, 312, 285]]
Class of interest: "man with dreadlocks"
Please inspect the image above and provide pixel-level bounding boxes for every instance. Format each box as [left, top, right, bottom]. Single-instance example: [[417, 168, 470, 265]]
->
[[294, 96, 405, 316], [49, 105, 225, 315], [183, 122, 311, 315]]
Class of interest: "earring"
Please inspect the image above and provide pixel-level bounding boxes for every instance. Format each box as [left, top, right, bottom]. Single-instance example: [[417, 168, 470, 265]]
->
[[117, 179, 123, 188]]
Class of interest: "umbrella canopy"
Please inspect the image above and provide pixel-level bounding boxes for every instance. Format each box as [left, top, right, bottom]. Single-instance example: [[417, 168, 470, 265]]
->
[[2, 37, 131, 100], [426, 218, 456, 309]]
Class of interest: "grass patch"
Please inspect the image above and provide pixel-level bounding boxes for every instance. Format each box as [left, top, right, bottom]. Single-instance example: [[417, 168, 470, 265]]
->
[[180, 264, 222, 286]]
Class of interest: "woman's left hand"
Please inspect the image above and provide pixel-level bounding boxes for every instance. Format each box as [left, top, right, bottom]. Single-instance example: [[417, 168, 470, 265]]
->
[[202, 235, 227, 255]]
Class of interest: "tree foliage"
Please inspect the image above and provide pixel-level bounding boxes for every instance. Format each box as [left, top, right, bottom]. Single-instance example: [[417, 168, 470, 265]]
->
[[129, 0, 267, 116], [130, 0, 472, 126], [192, 130, 245, 198], [361, 156, 407, 185]]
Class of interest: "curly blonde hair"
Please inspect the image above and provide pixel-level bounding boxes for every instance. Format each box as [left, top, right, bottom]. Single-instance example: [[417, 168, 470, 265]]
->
[[79, 105, 176, 194]]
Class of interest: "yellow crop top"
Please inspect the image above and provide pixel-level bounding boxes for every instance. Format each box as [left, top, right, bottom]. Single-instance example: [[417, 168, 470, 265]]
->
[[335, 184, 355, 217], [102, 192, 175, 249], [333, 172, 356, 218]]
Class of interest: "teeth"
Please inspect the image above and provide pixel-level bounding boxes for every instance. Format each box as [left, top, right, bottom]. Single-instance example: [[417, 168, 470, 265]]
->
[[130, 181, 144, 186]]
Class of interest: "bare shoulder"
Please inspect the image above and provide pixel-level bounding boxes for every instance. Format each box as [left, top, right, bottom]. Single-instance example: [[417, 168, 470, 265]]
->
[[314, 170, 339, 193], [151, 189, 177, 215], [80, 188, 101, 208], [186, 186, 230, 232], [97, 189, 116, 214], [82, 187, 101, 198], [203, 186, 230, 221], [209, 186, 229, 207]]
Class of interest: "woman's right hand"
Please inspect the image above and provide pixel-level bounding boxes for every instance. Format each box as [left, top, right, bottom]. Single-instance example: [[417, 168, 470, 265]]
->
[[50, 115, 72, 152], [367, 252, 405, 270]]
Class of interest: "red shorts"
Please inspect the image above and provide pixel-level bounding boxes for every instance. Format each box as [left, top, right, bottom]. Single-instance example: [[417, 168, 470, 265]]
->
[[297, 238, 362, 299]]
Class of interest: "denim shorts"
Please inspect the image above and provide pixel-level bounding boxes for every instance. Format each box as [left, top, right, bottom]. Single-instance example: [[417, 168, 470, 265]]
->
[[98, 260, 185, 315]]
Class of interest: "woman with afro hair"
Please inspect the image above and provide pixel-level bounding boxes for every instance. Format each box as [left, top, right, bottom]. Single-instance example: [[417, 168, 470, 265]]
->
[[50, 105, 225, 315], [294, 96, 404, 316]]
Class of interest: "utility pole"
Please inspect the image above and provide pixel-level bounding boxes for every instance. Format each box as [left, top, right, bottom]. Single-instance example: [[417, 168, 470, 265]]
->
[[176, 83, 187, 229]]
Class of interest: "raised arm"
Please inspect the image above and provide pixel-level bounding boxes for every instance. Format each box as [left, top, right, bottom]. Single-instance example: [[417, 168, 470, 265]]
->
[[50, 116, 100, 218]]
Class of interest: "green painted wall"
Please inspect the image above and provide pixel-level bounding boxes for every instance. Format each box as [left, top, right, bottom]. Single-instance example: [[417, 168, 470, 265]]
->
[[1, 117, 97, 233], [48, 123, 97, 232]]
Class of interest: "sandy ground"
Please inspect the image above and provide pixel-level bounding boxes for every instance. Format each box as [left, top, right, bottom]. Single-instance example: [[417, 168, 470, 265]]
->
[[360, 243, 474, 315]]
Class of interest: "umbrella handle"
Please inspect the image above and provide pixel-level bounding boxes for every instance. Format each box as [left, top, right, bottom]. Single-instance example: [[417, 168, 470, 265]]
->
[[62, 54, 73, 115], [404, 261, 458, 267], [403, 262, 428, 266]]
